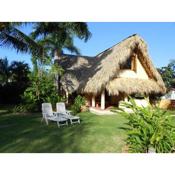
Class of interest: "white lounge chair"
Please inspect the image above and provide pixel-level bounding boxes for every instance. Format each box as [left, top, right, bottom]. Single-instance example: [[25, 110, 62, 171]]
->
[[56, 102, 80, 124], [42, 103, 68, 127]]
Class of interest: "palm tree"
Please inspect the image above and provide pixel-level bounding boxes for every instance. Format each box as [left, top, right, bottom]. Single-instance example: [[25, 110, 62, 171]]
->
[[35, 33, 79, 60], [0, 22, 91, 59], [31, 22, 91, 95], [0, 22, 43, 56], [31, 22, 91, 59]]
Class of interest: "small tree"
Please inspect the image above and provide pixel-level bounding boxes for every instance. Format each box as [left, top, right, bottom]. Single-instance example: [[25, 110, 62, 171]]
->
[[71, 95, 86, 115], [22, 62, 64, 112]]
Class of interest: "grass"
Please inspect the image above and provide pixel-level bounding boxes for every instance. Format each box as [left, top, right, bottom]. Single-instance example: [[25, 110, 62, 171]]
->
[[0, 108, 128, 153]]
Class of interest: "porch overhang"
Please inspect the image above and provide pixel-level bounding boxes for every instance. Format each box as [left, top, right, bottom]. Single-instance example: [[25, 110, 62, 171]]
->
[[106, 78, 165, 96]]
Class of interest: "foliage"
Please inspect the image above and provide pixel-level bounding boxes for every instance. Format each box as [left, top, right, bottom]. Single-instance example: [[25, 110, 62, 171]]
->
[[0, 57, 30, 104], [23, 70, 65, 112], [29, 22, 91, 99], [0, 22, 43, 56], [157, 60, 175, 89], [0, 22, 91, 59], [49, 63, 64, 76], [0, 57, 9, 85], [30, 22, 91, 61], [71, 95, 86, 115], [31, 22, 91, 42], [0, 22, 91, 110], [118, 97, 175, 153]]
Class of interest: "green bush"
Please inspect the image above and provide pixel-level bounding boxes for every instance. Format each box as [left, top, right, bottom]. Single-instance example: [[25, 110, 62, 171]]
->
[[71, 95, 86, 115], [22, 71, 65, 112], [118, 97, 175, 153]]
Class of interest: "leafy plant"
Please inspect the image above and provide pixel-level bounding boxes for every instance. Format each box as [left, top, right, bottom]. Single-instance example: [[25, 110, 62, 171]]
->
[[71, 95, 86, 115], [117, 97, 175, 153], [22, 68, 65, 112], [0, 22, 43, 56], [157, 60, 175, 89]]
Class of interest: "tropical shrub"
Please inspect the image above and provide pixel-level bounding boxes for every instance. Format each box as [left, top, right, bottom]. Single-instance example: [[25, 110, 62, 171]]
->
[[71, 95, 86, 115], [22, 70, 64, 112], [118, 97, 175, 153], [12, 73, 64, 113]]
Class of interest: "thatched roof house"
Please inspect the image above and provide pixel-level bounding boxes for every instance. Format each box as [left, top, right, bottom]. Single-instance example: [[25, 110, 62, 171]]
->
[[56, 34, 166, 110]]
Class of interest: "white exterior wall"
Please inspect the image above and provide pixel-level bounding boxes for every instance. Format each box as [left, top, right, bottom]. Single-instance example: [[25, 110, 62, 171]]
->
[[118, 70, 137, 78], [117, 56, 149, 110], [92, 96, 95, 107], [135, 57, 148, 79], [101, 90, 105, 110], [118, 57, 148, 80]]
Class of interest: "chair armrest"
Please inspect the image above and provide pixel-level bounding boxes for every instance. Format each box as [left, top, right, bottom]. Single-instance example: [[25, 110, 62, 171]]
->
[[53, 111, 64, 115], [56, 112, 70, 119], [53, 112, 58, 116]]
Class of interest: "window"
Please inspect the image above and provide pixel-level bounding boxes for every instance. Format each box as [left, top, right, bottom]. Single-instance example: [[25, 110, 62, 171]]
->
[[120, 58, 132, 69], [120, 56, 136, 72]]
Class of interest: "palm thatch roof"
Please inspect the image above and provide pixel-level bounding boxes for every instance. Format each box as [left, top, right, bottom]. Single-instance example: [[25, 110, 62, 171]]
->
[[58, 34, 166, 96], [106, 78, 163, 96]]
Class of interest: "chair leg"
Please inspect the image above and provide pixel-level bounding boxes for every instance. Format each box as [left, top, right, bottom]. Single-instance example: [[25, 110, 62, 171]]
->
[[57, 121, 60, 128], [70, 119, 73, 125], [41, 117, 44, 123], [45, 118, 49, 125]]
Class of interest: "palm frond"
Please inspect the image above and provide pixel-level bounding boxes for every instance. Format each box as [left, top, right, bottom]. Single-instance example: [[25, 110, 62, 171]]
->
[[65, 22, 91, 42], [0, 24, 43, 57], [31, 23, 62, 39], [0, 32, 29, 53], [64, 35, 80, 54], [31, 22, 91, 42], [12, 27, 43, 56]]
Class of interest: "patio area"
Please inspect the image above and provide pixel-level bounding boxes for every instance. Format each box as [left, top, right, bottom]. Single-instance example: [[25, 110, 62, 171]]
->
[[89, 107, 115, 115]]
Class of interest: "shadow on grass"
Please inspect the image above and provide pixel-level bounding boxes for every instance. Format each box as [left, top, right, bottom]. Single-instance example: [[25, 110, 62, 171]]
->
[[0, 113, 94, 153]]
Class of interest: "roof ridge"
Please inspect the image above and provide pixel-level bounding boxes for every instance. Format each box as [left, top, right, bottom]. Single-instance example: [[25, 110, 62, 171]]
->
[[62, 53, 94, 58], [96, 34, 141, 57]]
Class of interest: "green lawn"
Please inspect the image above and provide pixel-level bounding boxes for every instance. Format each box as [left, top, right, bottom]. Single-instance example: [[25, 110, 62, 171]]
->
[[0, 108, 128, 153]]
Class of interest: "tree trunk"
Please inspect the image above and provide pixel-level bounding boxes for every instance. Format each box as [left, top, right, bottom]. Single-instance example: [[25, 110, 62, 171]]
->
[[57, 75, 61, 95], [54, 50, 61, 95]]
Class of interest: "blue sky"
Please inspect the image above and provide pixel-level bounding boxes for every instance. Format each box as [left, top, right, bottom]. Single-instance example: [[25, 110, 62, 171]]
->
[[0, 22, 175, 68]]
